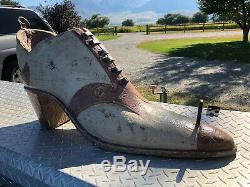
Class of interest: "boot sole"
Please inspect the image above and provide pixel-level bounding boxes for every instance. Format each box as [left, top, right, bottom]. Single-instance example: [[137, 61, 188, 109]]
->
[[25, 86, 237, 159]]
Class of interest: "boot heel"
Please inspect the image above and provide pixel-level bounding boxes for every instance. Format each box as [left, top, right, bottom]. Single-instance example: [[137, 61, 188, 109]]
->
[[25, 88, 70, 129]]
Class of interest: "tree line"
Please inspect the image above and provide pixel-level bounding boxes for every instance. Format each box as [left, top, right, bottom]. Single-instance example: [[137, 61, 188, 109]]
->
[[157, 12, 208, 25], [1, 0, 250, 42], [156, 12, 231, 26]]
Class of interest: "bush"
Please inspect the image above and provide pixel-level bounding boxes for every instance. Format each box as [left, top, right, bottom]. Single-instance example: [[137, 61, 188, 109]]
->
[[82, 14, 110, 29], [191, 12, 208, 23], [157, 14, 190, 25]]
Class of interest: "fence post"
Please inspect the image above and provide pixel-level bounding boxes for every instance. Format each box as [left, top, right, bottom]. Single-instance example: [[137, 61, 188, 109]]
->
[[195, 100, 204, 128], [113, 26, 117, 36], [165, 25, 167, 34], [160, 87, 168, 103], [146, 25, 150, 35], [97, 28, 99, 36], [222, 22, 225, 31]]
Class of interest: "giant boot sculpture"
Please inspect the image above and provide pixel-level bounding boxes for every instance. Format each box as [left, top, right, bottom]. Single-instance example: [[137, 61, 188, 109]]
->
[[16, 28, 236, 158]]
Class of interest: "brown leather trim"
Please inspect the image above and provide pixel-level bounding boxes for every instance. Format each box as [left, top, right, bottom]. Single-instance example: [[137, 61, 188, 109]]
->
[[16, 29, 56, 52], [197, 124, 235, 152], [20, 63, 30, 84], [69, 82, 145, 117]]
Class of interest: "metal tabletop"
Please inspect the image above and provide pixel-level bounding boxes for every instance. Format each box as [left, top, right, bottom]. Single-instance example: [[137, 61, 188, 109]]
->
[[0, 81, 249, 187]]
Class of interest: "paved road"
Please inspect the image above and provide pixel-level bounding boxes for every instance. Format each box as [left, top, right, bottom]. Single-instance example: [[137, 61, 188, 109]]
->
[[103, 31, 250, 111]]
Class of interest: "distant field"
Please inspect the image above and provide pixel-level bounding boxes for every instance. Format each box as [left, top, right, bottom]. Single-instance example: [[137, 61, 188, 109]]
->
[[138, 36, 250, 63], [96, 35, 119, 41], [116, 25, 146, 33]]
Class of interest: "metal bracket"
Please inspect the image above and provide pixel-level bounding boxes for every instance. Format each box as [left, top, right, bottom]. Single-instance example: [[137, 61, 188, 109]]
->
[[150, 85, 168, 103], [206, 106, 221, 117], [195, 100, 204, 128]]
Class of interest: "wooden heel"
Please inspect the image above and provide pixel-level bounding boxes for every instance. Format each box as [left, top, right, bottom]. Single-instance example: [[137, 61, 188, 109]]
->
[[26, 89, 70, 129]]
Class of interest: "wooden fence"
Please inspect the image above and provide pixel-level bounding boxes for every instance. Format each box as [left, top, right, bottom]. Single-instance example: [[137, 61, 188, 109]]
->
[[88, 22, 239, 35], [90, 27, 118, 36], [146, 22, 239, 35]]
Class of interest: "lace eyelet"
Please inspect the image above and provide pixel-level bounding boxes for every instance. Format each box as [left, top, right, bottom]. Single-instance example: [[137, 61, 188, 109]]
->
[[88, 39, 101, 46], [118, 78, 129, 86], [98, 50, 108, 56], [81, 33, 91, 40], [111, 67, 122, 75], [102, 55, 114, 64]]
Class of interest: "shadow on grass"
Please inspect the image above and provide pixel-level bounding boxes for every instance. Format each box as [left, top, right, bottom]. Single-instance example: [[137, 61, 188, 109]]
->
[[168, 41, 250, 63]]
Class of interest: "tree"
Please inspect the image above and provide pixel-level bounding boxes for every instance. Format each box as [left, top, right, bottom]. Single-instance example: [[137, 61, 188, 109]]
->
[[191, 12, 208, 23], [156, 17, 165, 25], [82, 14, 110, 29], [37, 0, 81, 33], [174, 14, 190, 24], [157, 14, 190, 25], [122, 19, 135, 26], [0, 0, 20, 6], [198, 0, 250, 42]]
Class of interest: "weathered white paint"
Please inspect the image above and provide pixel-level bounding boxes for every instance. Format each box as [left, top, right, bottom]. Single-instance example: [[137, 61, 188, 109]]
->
[[17, 30, 111, 106], [77, 102, 197, 150]]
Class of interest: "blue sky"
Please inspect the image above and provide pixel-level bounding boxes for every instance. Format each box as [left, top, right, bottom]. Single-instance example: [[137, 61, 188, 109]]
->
[[19, 0, 199, 25]]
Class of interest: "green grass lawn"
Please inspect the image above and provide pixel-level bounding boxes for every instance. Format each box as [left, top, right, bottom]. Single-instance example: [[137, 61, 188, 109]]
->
[[138, 36, 250, 63], [96, 35, 119, 41]]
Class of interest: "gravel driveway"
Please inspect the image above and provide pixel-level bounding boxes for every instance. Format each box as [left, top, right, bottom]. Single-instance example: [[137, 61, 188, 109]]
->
[[103, 31, 250, 111]]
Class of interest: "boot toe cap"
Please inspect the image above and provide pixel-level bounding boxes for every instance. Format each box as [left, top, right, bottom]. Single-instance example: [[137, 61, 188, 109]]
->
[[197, 124, 236, 153]]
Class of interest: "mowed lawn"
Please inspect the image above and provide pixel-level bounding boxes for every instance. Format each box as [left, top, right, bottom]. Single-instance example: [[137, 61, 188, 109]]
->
[[97, 35, 119, 41], [138, 36, 250, 63]]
